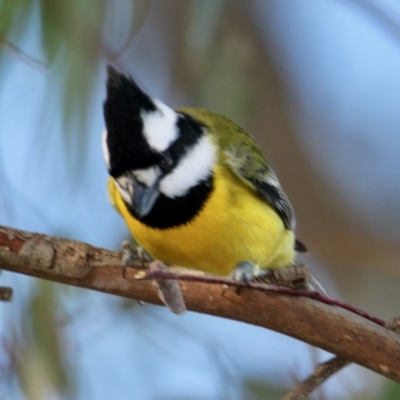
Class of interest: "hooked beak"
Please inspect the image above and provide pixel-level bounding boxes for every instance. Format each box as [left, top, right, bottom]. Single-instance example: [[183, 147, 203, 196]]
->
[[128, 173, 160, 218]]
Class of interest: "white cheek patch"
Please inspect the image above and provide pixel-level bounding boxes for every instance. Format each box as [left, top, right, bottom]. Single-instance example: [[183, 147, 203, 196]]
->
[[160, 135, 216, 198], [102, 129, 110, 169], [141, 99, 179, 152], [134, 166, 160, 187]]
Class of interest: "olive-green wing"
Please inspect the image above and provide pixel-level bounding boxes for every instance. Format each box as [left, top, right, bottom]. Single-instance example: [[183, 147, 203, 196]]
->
[[222, 133, 295, 231], [176, 108, 305, 251]]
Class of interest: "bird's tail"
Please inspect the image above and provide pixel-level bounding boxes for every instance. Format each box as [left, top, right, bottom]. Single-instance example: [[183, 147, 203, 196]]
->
[[304, 269, 328, 296]]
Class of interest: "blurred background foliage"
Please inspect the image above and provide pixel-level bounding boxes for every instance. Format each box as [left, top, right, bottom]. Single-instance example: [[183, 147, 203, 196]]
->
[[1, 0, 400, 399]]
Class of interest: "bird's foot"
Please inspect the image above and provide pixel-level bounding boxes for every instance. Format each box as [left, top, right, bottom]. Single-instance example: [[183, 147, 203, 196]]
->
[[119, 240, 153, 279], [228, 261, 259, 295]]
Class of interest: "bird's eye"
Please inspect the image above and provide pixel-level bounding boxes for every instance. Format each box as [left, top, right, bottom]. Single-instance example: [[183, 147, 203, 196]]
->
[[158, 150, 173, 170]]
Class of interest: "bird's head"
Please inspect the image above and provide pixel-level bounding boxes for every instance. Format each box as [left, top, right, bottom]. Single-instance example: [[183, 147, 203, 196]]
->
[[103, 66, 216, 221]]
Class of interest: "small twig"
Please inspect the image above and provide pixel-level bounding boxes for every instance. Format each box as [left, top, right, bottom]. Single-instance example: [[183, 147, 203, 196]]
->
[[283, 315, 400, 399], [133, 266, 385, 326], [0, 36, 46, 70], [282, 357, 350, 400]]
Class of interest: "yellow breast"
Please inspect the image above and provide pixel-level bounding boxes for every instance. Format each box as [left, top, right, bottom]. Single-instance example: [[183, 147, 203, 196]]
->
[[108, 164, 296, 276]]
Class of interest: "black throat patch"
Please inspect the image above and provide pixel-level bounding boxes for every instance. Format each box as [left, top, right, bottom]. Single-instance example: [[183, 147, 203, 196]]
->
[[125, 175, 214, 229]]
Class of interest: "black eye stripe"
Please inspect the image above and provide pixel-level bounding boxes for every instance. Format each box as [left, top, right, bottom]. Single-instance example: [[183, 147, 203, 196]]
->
[[163, 113, 204, 165], [159, 151, 173, 169]]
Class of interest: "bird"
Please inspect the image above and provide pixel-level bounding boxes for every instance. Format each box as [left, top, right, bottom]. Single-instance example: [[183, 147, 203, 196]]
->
[[102, 65, 308, 283]]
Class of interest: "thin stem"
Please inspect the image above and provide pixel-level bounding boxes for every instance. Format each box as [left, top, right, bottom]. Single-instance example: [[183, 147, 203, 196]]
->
[[133, 267, 385, 326], [282, 357, 350, 400]]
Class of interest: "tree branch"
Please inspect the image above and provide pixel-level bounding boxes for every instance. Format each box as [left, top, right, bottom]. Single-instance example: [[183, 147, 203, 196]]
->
[[1, 225, 400, 384]]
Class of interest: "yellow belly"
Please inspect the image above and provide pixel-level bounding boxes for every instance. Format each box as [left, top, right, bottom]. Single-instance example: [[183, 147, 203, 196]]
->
[[108, 165, 296, 276]]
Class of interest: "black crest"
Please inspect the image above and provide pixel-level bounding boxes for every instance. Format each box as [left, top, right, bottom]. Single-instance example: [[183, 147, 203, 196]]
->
[[103, 66, 158, 177]]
